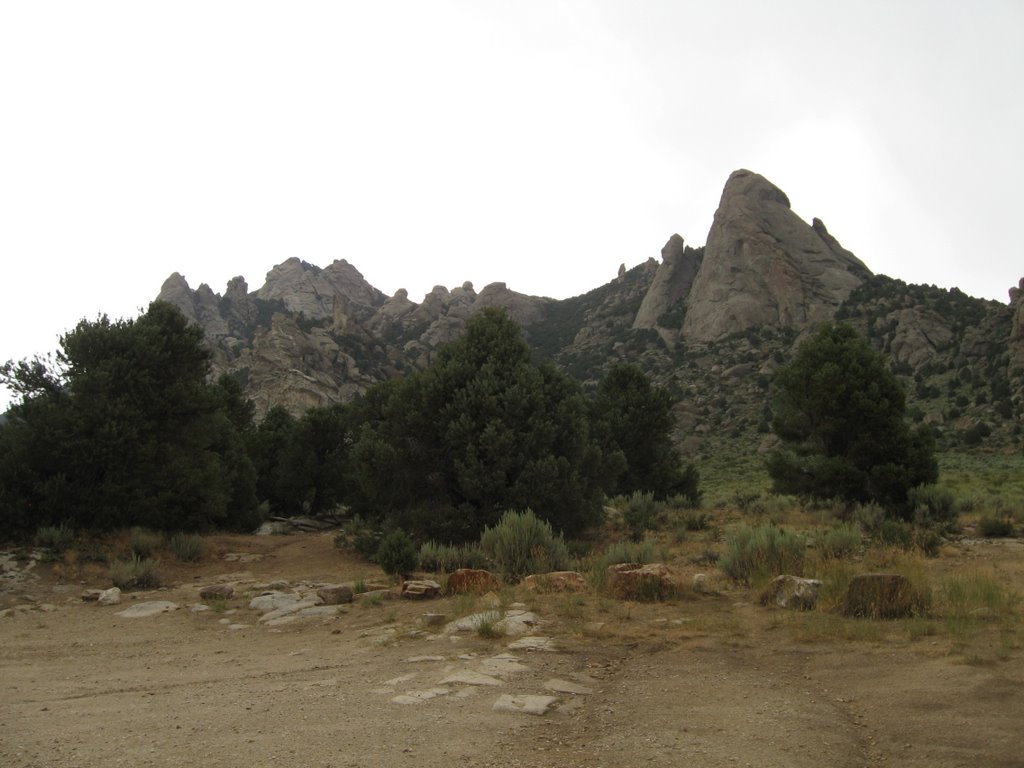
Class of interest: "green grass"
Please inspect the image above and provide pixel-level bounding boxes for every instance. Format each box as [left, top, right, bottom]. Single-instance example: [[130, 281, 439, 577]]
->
[[110, 555, 161, 590], [169, 532, 205, 562]]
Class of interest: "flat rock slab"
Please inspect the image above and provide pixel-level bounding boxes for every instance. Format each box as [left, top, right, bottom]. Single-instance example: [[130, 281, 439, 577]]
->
[[391, 688, 451, 705], [404, 655, 446, 664], [258, 599, 321, 623], [492, 694, 558, 716], [439, 670, 503, 687], [116, 601, 179, 618], [249, 592, 305, 613], [507, 636, 558, 652], [544, 678, 594, 695], [479, 654, 530, 676]]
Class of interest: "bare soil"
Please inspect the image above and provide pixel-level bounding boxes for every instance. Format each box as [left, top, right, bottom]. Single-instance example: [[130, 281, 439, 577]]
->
[[2, 532, 1022, 768]]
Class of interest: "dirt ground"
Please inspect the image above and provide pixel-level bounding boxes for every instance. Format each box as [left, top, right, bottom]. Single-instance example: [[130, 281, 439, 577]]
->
[[1, 531, 1022, 768]]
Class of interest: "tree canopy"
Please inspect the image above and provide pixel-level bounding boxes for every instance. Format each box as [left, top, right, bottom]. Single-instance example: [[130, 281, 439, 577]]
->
[[346, 308, 617, 541], [766, 322, 937, 513], [0, 301, 260, 533]]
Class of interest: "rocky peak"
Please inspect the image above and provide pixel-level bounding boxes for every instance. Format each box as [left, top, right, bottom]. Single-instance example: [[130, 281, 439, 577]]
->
[[256, 257, 386, 322], [681, 169, 870, 342], [1009, 277, 1024, 372], [632, 234, 703, 330]]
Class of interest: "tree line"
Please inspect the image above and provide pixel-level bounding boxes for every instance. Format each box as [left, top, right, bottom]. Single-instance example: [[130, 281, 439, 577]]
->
[[0, 303, 698, 541]]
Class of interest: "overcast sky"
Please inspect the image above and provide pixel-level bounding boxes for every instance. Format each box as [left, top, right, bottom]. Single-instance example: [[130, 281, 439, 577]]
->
[[2, 1, 1022, 409]]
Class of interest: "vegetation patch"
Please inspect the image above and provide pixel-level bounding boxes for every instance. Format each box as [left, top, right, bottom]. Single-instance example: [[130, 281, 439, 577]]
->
[[110, 556, 161, 590], [720, 524, 805, 584]]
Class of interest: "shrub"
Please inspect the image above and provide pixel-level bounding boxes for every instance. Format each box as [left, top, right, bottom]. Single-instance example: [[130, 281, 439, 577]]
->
[[169, 532, 205, 562], [681, 512, 711, 531], [817, 523, 863, 559], [110, 556, 161, 590], [620, 491, 660, 541], [978, 515, 1015, 538], [720, 524, 805, 584], [35, 523, 75, 553], [851, 502, 886, 532], [479, 509, 570, 581], [589, 538, 657, 591], [874, 520, 914, 550], [129, 528, 164, 558], [375, 529, 418, 577], [335, 515, 383, 559], [907, 485, 958, 530], [418, 540, 489, 573]]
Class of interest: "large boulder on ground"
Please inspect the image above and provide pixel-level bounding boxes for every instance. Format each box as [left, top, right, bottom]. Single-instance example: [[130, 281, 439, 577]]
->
[[606, 563, 676, 601], [842, 573, 923, 618], [199, 584, 234, 600], [402, 580, 442, 599], [317, 584, 354, 605], [446, 568, 502, 594], [758, 575, 822, 610], [521, 571, 589, 593]]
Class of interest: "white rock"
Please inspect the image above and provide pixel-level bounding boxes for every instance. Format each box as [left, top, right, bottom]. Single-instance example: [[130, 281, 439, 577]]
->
[[543, 678, 594, 695], [492, 694, 558, 715], [507, 636, 558, 652], [96, 587, 122, 606], [116, 601, 179, 618], [439, 670, 503, 687]]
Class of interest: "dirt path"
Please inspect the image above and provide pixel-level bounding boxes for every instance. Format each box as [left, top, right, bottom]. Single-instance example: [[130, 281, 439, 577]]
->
[[1, 533, 1022, 767]]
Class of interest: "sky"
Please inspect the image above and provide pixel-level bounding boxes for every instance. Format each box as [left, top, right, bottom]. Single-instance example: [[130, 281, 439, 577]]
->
[[2, 1, 1022, 409]]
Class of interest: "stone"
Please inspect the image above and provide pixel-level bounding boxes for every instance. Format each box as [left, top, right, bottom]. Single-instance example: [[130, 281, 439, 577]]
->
[[249, 591, 302, 613], [199, 584, 234, 601], [492, 694, 558, 715], [543, 678, 594, 695], [758, 575, 822, 610], [606, 563, 677, 601], [478, 654, 530, 676], [439, 670, 503, 687], [258, 600, 321, 623], [692, 573, 712, 594], [420, 613, 447, 627], [391, 688, 451, 704], [507, 636, 558, 652], [842, 573, 921, 619], [521, 571, 588, 593], [445, 611, 504, 634], [632, 234, 702, 330], [81, 590, 102, 602], [116, 601, 179, 618], [446, 569, 502, 595], [317, 584, 354, 605], [682, 170, 869, 342], [402, 579, 441, 600], [97, 587, 122, 606]]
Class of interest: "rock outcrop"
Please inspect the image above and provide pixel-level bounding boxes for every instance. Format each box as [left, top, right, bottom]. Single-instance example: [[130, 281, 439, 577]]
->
[[681, 169, 870, 342], [632, 234, 702, 331], [1010, 277, 1024, 373]]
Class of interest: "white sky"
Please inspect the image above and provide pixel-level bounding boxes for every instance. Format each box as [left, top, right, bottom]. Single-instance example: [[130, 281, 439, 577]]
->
[[2, 1, 1022, 409]]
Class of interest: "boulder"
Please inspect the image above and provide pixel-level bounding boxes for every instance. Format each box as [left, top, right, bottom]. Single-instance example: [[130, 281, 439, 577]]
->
[[606, 563, 676, 601], [317, 584, 354, 605], [199, 584, 234, 601], [842, 573, 922, 618], [116, 601, 179, 618], [97, 587, 122, 606], [521, 571, 588, 593], [446, 568, 502, 595], [758, 575, 822, 610], [492, 694, 558, 716], [402, 579, 441, 600]]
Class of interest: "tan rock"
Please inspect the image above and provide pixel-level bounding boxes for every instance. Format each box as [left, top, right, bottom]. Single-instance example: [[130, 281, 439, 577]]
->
[[682, 169, 869, 342], [606, 563, 677, 601]]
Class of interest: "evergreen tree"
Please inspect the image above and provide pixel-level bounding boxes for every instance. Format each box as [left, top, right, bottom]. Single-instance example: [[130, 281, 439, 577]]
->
[[348, 308, 613, 541], [0, 301, 260, 533], [766, 322, 937, 513], [591, 363, 699, 502]]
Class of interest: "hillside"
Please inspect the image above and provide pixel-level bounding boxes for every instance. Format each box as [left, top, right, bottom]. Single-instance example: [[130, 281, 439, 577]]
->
[[156, 170, 1024, 462]]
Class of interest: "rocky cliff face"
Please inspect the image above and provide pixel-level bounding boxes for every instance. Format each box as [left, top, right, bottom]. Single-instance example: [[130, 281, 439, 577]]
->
[[680, 169, 870, 343], [154, 170, 1019, 452]]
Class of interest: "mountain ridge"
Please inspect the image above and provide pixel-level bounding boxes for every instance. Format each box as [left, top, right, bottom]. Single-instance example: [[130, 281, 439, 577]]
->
[[155, 170, 1023, 457]]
